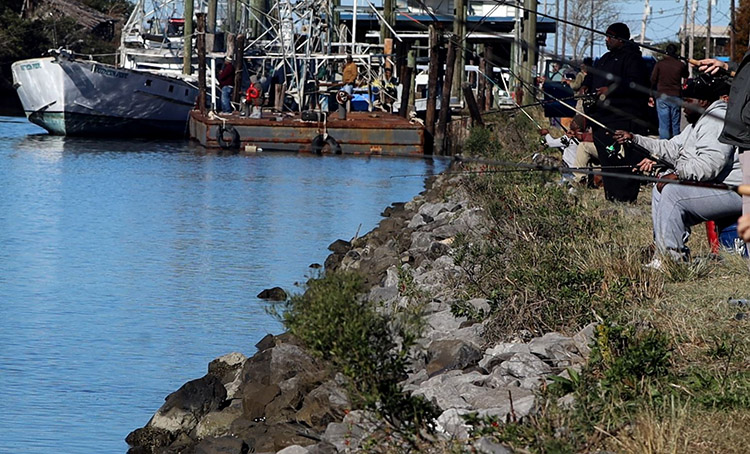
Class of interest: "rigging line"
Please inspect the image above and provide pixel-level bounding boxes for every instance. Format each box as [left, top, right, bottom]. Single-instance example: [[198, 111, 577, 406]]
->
[[468, 29, 742, 134], [450, 155, 750, 195], [498, 0, 736, 77], [503, 63, 675, 169], [390, 165, 635, 178]]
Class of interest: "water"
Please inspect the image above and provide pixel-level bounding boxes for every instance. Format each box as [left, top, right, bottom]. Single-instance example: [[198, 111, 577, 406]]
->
[[0, 117, 446, 453]]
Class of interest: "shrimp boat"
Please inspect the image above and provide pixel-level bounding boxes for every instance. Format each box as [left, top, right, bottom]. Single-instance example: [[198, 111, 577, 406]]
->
[[11, 0, 201, 137]]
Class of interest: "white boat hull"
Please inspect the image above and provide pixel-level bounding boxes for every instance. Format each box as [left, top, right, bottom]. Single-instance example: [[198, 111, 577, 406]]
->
[[11, 56, 199, 137]]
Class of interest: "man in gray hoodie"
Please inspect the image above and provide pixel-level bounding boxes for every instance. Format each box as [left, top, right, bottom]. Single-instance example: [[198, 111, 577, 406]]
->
[[614, 75, 739, 267]]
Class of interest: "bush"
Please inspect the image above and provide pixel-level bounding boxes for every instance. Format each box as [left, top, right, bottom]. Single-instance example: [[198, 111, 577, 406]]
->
[[271, 271, 439, 439]]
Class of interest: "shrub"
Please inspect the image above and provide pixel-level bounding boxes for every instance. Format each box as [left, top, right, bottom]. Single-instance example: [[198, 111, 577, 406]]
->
[[271, 271, 439, 439]]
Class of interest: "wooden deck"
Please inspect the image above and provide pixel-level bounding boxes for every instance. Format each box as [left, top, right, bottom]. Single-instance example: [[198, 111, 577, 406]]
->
[[188, 109, 425, 155]]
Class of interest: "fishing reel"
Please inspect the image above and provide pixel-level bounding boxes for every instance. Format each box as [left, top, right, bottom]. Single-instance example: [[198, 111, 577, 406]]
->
[[605, 141, 626, 160]]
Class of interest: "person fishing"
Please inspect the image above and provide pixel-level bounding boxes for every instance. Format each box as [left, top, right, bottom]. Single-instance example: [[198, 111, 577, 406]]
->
[[581, 22, 651, 203], [613, 74, 739, 269]]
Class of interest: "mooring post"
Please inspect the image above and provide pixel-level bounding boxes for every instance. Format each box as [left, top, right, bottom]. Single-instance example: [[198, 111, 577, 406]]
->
[[197, 13, 207, 114], [435, 35, 457, 155], [484, 45, 494, 111], [232, 34, 244, 105], [462, 82, 484, 127], [425, 25, 440, 154], [399, 44, 414, 118]]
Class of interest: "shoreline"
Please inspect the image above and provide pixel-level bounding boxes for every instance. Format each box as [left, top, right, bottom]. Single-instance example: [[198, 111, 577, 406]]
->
[[126, 168, 595, 454]]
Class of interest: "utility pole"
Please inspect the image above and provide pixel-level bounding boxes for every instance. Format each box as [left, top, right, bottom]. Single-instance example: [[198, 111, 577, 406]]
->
[[689, 0, 697, 76], [681, 0, 688, 57], [452, 0, 466, 100], [523, 0, 538, 103], [640, 0, 650, 45], [183, 0, 194, 75], [554, 0, 559, 56], [729, 0, 734, 61], [561, 0, 567, 59], [380, 0, 394, 43], [590, 0, 594, 58], [706, 0, 712, 58]]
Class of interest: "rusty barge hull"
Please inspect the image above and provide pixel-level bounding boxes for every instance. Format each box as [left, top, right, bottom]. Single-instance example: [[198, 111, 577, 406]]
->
[[189, 110, 425, 155]]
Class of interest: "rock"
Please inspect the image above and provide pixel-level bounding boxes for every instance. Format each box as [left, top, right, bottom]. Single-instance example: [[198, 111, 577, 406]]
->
[[466, 298, 492, 314], [196, 406, 243, 439], [419, 201, 451, 218], [573, 322, 598, 358], [328, 239, 351, 254], [304, 442, 337, 454], [497, 352, 552, 379], [209, 353, 248, 400], [321, 410, 375, 452], [148, 375, 227, 433], [410, 231, 435, 251], [423, 310, 468, 339], [528, 332, 578, 360], [276, 445, 309, 454], [425, 339, 483, 376], [474, 437, 513, 454], [295, 379, 350, 428], [479, 343, 532, 371], [257, 287, 288, 301], [408, 213, 429, 228], [436, 408, 471, 439], [242, 382, 281, 421], [194, 436, 248, 454], [125, 426, 176, 452], [411, 370, 485, 409]]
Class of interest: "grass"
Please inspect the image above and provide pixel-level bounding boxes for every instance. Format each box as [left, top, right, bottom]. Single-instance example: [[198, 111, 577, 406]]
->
[[455, 110, 750, 453]]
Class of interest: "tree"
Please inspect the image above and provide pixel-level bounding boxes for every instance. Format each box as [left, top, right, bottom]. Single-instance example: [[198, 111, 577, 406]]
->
[[734, 0, 749, 61], [561, 0, 619, 60]]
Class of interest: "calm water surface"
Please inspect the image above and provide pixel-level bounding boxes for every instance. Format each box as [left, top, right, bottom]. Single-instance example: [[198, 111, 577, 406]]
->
[[0, 116, 446, 453]]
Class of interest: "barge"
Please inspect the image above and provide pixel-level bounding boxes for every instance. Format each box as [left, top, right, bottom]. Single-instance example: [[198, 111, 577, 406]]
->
[[188, 109, 425, 155]]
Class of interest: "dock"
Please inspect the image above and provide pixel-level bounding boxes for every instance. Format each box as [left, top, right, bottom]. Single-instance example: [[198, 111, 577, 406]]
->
[[188, 109, 425, 155]]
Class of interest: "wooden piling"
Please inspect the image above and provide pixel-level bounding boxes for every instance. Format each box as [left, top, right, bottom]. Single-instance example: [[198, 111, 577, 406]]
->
[[197, 13, 207, 114], [183, 0, 194, 75], [477, 46, 486, 112], [425, 25, 440, 143], [399, 44, 415, 118], [484, 46, 494, 111], [435, 36, 457, 155], [232, 34, 244, 105], [462, 82, 484, 127]]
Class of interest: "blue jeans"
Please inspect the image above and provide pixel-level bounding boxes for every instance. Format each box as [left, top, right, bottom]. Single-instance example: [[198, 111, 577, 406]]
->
[[656, 97, 681, 139], [221, 86, 233, 113]]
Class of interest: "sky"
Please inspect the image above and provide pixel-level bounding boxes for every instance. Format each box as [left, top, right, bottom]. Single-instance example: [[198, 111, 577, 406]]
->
[[543, 0, 733, 56]]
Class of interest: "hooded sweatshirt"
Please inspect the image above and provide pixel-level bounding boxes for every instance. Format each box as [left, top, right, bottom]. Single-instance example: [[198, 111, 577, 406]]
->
[[632, 99, 741, 186]]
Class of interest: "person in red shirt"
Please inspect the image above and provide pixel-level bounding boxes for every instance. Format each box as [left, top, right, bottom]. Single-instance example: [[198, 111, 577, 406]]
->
[[218, 57, 235, 113]]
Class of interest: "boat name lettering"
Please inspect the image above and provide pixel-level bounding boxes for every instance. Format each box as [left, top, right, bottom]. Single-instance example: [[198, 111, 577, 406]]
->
[[93, 65, 128, 79], [19, 62, 42, 71]]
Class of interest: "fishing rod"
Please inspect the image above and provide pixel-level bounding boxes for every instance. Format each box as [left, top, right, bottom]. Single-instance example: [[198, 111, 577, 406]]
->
[[504, 62, 675, 169], [496, 0, 736, 77], [450, 155, 750, 196], [390, 164, 634, 178]]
